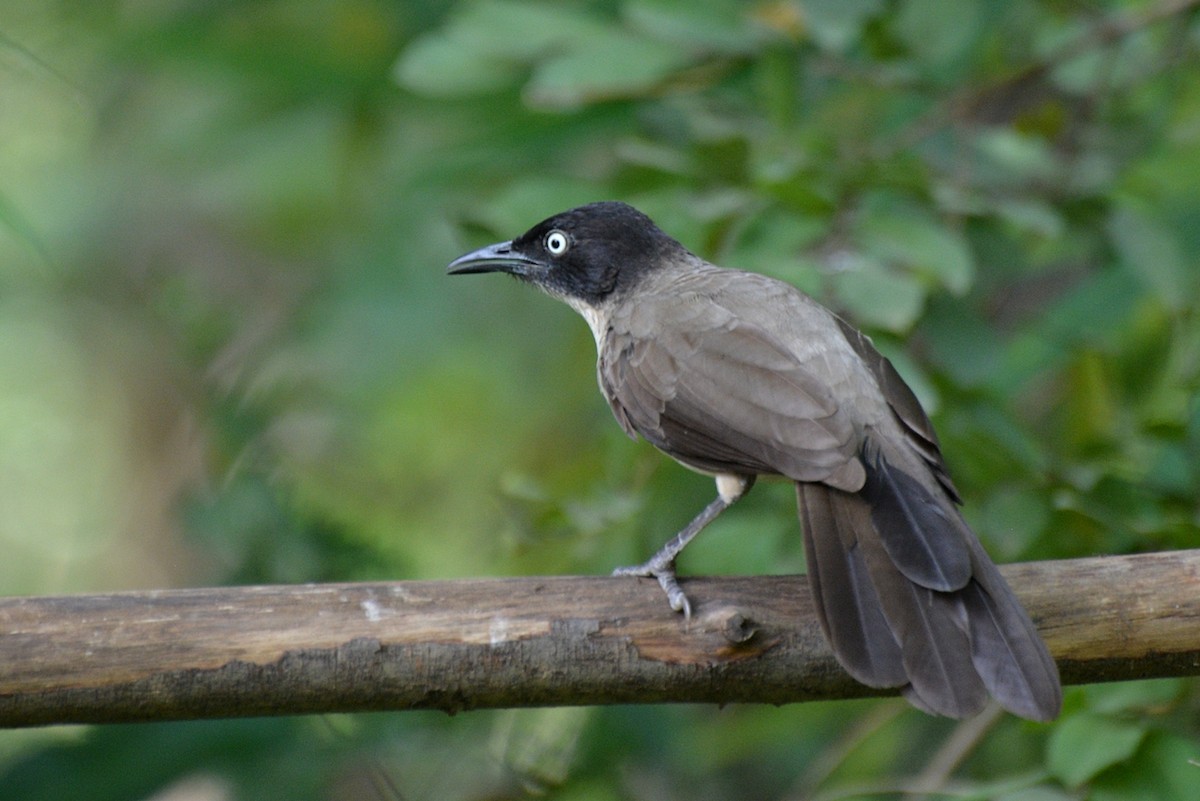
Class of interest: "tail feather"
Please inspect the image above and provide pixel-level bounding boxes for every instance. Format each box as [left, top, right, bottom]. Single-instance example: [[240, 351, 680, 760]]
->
[[961, 539, 1062, 721], [859, 444, 972, 592], [799, 449, 1062, 721], [798, 484, 906, 688], [851, 487, 988, 717]]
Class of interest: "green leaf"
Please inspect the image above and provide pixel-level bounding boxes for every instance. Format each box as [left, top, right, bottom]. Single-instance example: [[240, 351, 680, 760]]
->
[[1085, 679, 1184, 715], [626, 0, 765, 54], [801, 0, 885, 52], [526, 33, 694, 109], [894, 0, 986, 69], [393, 0, 608, 97], [474, 177, 602, 235], [1090, 731, 1200, 801], [921, 295, 1004, 388], [974, 129, 1060, 184], [0, 188, 52, 271], [727, 207, 827, 282], [1052, 27, 1163, 94], [1108, 199, 1193, 312], [994, 198, 1066, 239], [831, 255, 926, 332], [857, 205, 975, 294], [395, 0, 706, 108], [392, 34, 522, 96], [1047, 712, 1147, 787], [1037, 267, 1141, 349]]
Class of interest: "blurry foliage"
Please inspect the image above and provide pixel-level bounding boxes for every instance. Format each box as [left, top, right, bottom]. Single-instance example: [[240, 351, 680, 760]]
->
[[1, 0, 1199, 799]]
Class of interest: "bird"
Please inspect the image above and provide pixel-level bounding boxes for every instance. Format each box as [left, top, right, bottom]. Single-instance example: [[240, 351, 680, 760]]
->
[[447, 200, 1061, 721]]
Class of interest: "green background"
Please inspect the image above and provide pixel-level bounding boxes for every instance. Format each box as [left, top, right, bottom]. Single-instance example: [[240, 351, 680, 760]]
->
[[2, 1, 1199, 798]]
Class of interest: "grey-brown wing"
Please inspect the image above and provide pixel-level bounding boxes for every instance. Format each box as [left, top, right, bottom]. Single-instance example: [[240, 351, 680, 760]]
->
[[833, 316, 961, 503], [600, 292, 863, 489]]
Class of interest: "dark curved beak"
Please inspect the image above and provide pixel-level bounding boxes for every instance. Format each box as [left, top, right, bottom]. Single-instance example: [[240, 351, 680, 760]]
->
[[446, 241, 542, 276]]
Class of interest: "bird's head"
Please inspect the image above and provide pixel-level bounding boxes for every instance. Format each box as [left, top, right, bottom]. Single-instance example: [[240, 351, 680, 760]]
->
[[447, 201, 684, 306]]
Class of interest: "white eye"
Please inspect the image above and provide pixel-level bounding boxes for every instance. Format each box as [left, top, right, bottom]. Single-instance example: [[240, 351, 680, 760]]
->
[[544, 230, 570, 256]]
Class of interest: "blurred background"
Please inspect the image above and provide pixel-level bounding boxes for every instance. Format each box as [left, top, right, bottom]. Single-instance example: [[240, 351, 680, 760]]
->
[[2, 1, 1199, 799]]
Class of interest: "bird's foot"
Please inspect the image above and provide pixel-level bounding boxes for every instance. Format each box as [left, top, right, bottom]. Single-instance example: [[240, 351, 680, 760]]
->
[[612, 558, 692, 619]]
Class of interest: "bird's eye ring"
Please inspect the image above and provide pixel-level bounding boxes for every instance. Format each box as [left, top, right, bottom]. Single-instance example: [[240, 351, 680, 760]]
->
[[544, 230, 570, 256]]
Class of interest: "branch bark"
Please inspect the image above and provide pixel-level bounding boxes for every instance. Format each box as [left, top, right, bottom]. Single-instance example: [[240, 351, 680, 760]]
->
[[1, 550, 1198, 728]]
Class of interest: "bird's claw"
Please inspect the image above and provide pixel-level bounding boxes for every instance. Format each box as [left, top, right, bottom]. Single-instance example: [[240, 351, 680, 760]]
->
[[612, 559, 693, 619]]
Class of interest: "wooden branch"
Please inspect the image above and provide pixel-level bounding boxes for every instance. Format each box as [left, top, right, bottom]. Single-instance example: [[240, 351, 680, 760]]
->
[[1, 550, 1198, 728]]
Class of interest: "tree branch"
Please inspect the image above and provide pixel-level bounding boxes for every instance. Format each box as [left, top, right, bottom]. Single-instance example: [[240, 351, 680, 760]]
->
[[1, 550, 1198, 728]]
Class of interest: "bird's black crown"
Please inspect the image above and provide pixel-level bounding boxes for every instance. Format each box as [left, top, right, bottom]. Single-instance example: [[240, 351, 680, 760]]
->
[[509, 201, 686, 305]]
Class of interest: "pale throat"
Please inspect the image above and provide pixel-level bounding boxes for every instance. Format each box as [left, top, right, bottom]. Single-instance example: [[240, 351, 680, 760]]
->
[[563, 295, 612, 349]]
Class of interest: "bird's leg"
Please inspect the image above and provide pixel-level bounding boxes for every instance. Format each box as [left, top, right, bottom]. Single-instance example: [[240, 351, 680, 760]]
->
[[612, 474, 754, 618], [612, 495, 727, 617]]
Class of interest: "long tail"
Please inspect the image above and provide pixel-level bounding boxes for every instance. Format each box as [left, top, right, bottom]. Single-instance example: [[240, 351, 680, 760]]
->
[[797, 447, 1061, 720]]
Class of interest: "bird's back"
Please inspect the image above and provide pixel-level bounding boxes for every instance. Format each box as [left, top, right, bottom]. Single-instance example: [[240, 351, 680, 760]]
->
[[601, 261, 890, 489]]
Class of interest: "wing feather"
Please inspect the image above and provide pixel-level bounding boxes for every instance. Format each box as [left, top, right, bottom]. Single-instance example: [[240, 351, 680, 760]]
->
[[602, 288, 860, 485], [834, 316, 962, 502]]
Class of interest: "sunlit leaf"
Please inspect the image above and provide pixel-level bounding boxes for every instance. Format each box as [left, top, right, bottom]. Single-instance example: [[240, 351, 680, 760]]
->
[[474, 177, 603, 235], [626, 0, 765, 54], [1085, 679, 1185, 715], [1047, 713, 1147, 787], [974, 129, 1060, 184], [394, 0, 608, 96], [1088, 731, 1200, 801], [393, 34, 523, 96], [830, 254, 926, 332], [994, 198, 1066, 239], [525, 33, 695, 108]]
